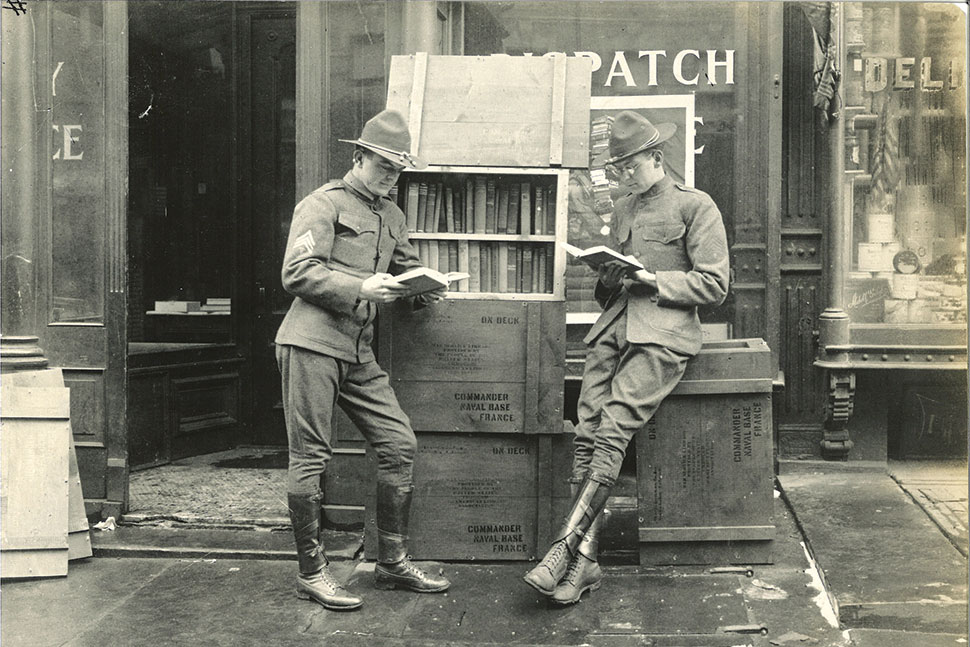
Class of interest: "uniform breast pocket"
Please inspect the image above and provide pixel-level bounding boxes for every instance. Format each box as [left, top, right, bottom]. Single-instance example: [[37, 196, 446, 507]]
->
[[640, 219, 686, 245], [331, 212, 379, 269], [637, 218, 688, 270]]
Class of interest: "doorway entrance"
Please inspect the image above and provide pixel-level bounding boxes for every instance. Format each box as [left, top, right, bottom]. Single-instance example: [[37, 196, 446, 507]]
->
[[126, 2, 294, 478]]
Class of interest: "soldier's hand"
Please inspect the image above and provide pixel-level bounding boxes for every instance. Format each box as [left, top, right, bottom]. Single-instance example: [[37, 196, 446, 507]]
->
[[419, 287, 447, 305], [360, 273, 410, 303], [598, 261, 628, 290]]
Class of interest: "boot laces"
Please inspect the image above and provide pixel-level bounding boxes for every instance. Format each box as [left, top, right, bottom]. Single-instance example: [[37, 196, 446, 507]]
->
[[315, 566, 342, 591], [401, 556, 426, 578], [561, 554, 583, 586], [545, 541, 570, 570]]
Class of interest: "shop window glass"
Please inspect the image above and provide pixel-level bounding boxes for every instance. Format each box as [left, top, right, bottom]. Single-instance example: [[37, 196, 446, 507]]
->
[[843, 2, 966, 326], [464, 1, 746, 331], [50, 2, 106, 323], [326, 2, 387, 179], [127, 1, 235, 342]]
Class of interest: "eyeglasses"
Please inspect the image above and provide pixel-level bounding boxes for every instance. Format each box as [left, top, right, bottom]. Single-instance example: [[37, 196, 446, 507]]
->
[[605, 159, 642, 178]]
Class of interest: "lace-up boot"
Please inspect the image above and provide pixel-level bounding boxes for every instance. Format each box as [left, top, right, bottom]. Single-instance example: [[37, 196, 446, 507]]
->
[[551, 483, 606, 604], [289, 492, 362, 610], [523, 475, 611, 595], [374, 482, 450, 593]]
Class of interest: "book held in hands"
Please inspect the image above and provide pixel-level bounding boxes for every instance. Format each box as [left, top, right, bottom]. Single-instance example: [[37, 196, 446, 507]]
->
[[390, 268, 470, 297], [559, 242, 645, 272]]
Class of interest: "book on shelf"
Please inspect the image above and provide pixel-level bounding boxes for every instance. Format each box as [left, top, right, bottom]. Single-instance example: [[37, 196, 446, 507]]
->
[[458, 241, 470, 292], [497, 244, 509, 293], [560, 242, 645, 272], [154, 300, 201, 313], [428, 240, 440, 272], [506, 243, 518, 292], [535, 246, 546, 292], [534, 185, 545, 235], [425, 183, 439, 233], [490, 244, 500, 291], [444, 186, 455, 233], [200, 303, 231, 312], [437, 239, 450, 272], [519, 182, 531, 235], [390, 267, 470, 297], [521, 245, 533, 293], [406, 183, 420, 232], [485, 179, 497, 233], [468, 242, 481, 292], [416, 183, 429, 232], [480, 242, 492, 292], [473, 177, 487, 233], [544, 183, 556, 234], [507, 185, 520, 234], [464, 178, 474, 234], [496, 184, 509, 234], [206, 297, 231, 305]]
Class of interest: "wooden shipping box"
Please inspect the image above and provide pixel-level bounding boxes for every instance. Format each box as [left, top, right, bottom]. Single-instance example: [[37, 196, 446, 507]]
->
[[0, 385, 72, 578], [364, 432, 573, 561], [386, 53, 592, 168], [636, 339, 775, 566], [378, 299, 565, 435]]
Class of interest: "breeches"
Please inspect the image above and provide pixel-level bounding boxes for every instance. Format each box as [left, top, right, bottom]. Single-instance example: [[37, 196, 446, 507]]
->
[[573, 310, 690, 485], [276, 344, 417, 495]]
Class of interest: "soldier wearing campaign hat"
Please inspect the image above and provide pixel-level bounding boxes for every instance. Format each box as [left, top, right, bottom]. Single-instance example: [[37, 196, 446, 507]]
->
[[525, 110, 730, 604], [276, 109, 450, 611]]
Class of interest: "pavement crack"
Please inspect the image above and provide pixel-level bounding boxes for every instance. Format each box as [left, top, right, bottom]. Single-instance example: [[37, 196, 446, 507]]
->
[[299, 607, 325, 634]]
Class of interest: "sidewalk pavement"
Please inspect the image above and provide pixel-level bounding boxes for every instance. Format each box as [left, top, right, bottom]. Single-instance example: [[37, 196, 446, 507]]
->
[[2, 462, 966, 647], [778, 460, 968, 647]]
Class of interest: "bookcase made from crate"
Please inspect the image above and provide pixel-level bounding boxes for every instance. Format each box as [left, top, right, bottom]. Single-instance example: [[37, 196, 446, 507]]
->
[[359, 53, 590, 560], [394, 166, 569, 300]]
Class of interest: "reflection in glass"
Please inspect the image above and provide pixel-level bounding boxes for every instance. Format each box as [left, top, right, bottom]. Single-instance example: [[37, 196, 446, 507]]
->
[[50, 1, 106, 323], [844, 2, 966, 326]]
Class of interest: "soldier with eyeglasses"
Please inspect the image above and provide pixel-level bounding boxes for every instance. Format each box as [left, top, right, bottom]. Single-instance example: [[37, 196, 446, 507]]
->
[[525, 110, 730, 604]]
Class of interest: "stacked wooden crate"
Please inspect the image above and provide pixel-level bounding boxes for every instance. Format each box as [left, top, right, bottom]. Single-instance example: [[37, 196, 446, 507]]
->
[[361, 53, 591, 560]]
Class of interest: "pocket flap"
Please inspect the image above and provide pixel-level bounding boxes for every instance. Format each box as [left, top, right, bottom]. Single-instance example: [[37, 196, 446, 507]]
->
[[336, 211, 378, 235], [642, 221, 686, 244]]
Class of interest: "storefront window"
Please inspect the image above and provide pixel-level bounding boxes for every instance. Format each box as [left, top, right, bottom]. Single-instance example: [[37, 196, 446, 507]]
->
[[843, 2, 966, 326], [326, 2, 387, 177], [464, 1, 750, 331], [127, 1, 235, 342], [50, 1, 106, 323]]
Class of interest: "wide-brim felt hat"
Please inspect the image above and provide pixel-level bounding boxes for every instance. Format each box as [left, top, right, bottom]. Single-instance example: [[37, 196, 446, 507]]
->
[[340, 109, 428, 170], [604, 110, 676, 165]]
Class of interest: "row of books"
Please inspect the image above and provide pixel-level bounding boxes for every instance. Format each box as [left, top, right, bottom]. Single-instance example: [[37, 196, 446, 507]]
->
[[398, 176, 557, 236], [413, 240, 555, 294]]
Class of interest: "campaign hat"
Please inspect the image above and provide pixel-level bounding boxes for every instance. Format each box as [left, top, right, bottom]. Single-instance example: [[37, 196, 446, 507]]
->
[[340, 109, 428, 169], [604, 110, 676, 165]]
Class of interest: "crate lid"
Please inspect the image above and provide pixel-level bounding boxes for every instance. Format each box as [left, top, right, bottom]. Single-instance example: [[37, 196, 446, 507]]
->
[[387, 53, 592, 169]]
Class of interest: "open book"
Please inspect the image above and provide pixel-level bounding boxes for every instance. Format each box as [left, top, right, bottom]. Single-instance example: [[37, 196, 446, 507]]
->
[[390, 268, 470, 297], [560, 242, 644, 272]]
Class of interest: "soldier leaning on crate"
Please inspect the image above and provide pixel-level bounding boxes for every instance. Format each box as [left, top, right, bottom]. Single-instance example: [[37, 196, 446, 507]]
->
[[276, 110, 450, 611], [524, 110, 730, 605]]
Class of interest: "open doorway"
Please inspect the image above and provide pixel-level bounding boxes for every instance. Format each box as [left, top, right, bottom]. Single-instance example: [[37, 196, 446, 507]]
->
[[125, 1, 296, 527]]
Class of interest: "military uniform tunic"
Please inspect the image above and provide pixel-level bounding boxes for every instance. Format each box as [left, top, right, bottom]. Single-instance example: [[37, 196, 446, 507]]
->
[[275, 172, 427, 495]]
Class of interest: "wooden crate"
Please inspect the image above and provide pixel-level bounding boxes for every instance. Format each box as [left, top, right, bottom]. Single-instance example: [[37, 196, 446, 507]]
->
[[387, 53, 591, 168], [0, 385, 72, 578], [364, 432, 573, 561], [378, 299, 564, 435], [636, 339, 775, 566]]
